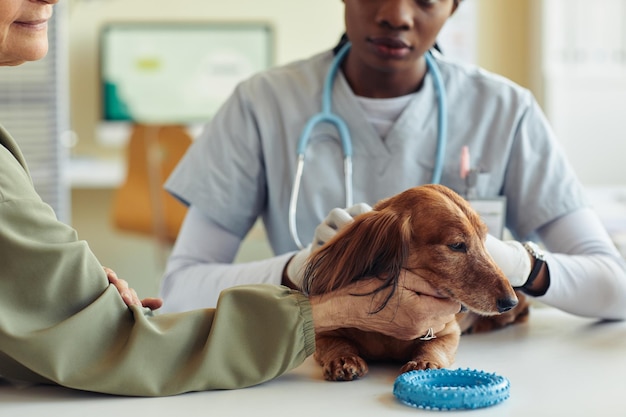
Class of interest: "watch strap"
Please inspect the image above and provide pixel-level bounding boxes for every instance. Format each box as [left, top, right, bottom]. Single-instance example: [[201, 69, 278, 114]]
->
[[520, 242, 548, 296]]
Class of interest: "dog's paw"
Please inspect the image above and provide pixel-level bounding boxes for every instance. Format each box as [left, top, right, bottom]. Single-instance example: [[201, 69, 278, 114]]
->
[[323, 356, 368, 381], [400, 359, 443, 374]]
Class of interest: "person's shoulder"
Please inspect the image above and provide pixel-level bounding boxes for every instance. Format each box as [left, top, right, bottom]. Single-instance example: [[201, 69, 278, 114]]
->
[[435, 53, 534, 106], [238, 50, 332, 96], [0, 124, 37, 204], [269, 50, 332, 76], [0, 125, 28, 169]]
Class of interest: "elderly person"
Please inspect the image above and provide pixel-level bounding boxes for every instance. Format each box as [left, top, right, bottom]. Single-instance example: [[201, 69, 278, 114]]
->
[[0, 0, 460, 396]]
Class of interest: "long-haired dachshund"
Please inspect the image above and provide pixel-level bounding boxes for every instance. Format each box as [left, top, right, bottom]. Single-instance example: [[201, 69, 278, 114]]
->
[[302, 184, 529, 381]]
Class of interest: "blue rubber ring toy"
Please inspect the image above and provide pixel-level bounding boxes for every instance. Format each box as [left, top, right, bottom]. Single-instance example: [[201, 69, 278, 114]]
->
[[393, 368, 510, 411]]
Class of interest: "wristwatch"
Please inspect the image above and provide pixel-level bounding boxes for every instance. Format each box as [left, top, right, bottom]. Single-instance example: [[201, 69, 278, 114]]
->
[[521, 241, 546, 294]]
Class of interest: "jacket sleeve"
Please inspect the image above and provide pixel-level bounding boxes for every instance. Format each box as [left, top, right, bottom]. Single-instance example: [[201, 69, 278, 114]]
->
[[0, 143, 315, 396]]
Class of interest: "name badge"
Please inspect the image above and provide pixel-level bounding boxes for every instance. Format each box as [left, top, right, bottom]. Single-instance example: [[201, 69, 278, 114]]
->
[[468, 197, 507, 239]]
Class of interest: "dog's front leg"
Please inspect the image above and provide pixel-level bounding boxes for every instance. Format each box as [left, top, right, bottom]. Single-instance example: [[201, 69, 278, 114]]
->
[[314, 333, 368, 381], [400, 324, 460, 374]]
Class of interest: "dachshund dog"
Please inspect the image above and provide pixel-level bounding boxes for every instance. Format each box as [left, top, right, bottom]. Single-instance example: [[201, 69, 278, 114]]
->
[[302, 184, 529, 381]]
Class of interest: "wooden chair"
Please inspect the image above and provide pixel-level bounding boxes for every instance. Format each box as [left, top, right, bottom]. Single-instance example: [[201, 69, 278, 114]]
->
[[112, 124, 192, 250]]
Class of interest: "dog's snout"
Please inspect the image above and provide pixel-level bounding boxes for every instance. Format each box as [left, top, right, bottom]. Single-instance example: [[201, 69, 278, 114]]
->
[[496, 297, 518, 313]]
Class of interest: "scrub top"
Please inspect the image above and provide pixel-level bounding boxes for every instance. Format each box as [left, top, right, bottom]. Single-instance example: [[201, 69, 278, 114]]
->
[[165, 49, 587, 255]]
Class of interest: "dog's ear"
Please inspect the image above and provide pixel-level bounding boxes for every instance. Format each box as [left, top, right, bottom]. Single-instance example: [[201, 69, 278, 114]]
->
[[303, 209, 412, 296]]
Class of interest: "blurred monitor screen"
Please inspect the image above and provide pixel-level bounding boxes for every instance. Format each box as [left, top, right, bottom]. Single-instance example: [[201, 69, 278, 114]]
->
[[100, 22, 273, 124]]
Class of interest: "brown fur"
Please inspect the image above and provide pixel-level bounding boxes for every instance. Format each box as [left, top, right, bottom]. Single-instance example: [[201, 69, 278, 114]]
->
[[303, 184, 529, 381]]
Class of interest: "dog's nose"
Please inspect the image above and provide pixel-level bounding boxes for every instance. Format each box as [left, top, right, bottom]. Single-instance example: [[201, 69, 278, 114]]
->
[[496, 297, 518, 313]]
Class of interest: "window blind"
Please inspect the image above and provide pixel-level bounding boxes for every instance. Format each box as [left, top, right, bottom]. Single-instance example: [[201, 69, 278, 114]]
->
[[0, 3, 70, 223]]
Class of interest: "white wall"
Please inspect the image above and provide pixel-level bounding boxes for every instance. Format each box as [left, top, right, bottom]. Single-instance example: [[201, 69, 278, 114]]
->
[[539, 0, 626, 186]]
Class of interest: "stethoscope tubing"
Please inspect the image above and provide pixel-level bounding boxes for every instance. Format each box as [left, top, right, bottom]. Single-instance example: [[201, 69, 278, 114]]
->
[[424, 52, 447, 185], [289, 42, 447, 250]]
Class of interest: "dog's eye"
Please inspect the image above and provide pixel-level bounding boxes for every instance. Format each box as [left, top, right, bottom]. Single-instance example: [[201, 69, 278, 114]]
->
[[448, 242, 467, 253]]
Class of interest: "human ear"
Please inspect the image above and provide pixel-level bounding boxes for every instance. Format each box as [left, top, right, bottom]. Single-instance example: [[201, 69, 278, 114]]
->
[[448, 0, 461, 17], [451, 0, 461, 15]]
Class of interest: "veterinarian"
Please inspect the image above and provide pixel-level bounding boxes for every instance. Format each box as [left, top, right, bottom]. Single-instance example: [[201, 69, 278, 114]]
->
[[0, 0, 463, 396], [161, 0, 626, 322]]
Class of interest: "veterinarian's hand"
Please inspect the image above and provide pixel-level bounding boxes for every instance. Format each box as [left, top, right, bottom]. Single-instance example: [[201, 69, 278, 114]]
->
[[310, 272, 461, 340], [105, 267, 163, 310], [485, 234, 531, 287], [284, 203, 373, 289]]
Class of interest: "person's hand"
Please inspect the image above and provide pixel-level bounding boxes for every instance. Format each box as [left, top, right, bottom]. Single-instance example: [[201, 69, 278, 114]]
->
[[284, 203, 372, 289], [484, 234, 531, 287], [104, 267, 163, 310], [309, 270, 461, 341]]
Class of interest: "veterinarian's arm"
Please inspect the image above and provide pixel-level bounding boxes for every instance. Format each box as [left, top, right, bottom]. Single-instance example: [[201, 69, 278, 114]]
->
[[160, 207, 294, 312], [536, 208, 626, 320], [487, 208, 626, 320], [310, 274, 461, 340]]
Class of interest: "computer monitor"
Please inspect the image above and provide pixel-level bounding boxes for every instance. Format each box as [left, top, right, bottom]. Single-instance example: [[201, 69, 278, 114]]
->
[[99, 21, 274, 125]]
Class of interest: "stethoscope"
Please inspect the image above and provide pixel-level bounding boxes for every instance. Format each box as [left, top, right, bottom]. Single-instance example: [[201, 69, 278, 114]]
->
[[288, 41, 448, 250]]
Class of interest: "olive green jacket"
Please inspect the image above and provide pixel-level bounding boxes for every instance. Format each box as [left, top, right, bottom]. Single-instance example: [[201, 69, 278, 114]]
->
[[0, 125, 315, 396]]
